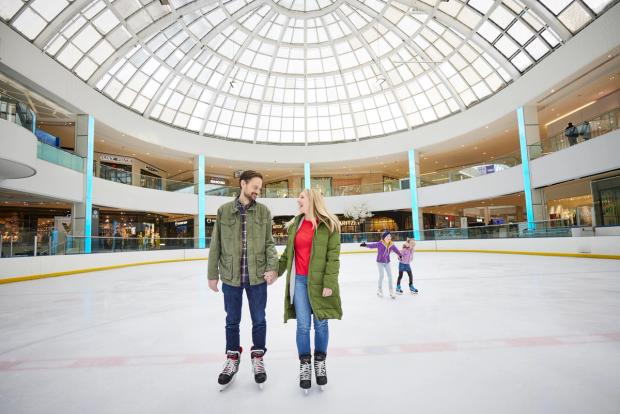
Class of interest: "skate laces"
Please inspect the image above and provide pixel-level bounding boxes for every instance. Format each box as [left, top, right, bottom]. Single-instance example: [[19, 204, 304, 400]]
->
[[251, 352, 265, 375], [300, 361, 312, 380], [314, 359, 326, 377], [222, 353, 239, 375]]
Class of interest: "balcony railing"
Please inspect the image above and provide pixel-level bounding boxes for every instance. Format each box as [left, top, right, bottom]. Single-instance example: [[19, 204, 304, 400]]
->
[[95, 162, 197, 193], [529, 107, 619, 160], [1, 220, 609, 258], [37, 141, 84, 172], [0, 93, 35, 133]]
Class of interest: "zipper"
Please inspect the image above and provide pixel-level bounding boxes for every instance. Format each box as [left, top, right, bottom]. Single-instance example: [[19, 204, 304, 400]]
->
[[306, 221, 318, 312]]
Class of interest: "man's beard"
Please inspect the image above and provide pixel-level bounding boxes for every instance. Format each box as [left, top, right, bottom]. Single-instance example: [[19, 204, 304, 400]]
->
[[244, 190, 257, 201]]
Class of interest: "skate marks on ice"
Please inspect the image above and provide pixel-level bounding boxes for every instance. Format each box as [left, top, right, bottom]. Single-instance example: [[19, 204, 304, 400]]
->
[[1, 331, 619, 372]]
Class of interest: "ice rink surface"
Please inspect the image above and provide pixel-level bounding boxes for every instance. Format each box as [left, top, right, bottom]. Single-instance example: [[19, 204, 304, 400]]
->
[[1, 252, 619, 414]]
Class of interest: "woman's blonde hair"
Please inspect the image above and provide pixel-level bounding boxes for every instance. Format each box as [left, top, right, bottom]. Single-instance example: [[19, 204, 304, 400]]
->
[[290, 188, 341, 233]]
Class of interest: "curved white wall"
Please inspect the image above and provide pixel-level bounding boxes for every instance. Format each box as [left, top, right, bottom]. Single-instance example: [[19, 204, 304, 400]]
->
[[0, 119, 37, 179], [0, 157, 83, 202], [4, 127, 617, 215], [0, 4, 619, 163], [531, 129, 620, 188], [92, 177, 198, 214]]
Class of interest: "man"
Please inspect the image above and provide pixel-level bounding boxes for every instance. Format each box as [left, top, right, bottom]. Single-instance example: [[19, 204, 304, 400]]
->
[[564, 122, 579, 146], [207, 170, 279, 390]]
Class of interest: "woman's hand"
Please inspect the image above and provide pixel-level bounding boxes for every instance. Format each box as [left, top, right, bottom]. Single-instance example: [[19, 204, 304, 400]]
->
[[322, 288, 333, 297]]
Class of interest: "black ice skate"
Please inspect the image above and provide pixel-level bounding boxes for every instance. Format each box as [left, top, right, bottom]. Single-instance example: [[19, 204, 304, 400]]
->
[[314, 352, 328, 390], [218, 348, 241, 391], [251, 349, 267, 390], [299, 355, 312, 394]]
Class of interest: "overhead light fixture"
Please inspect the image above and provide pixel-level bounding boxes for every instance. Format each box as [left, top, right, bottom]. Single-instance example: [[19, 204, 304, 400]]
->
[[544, 101, 596, 126]]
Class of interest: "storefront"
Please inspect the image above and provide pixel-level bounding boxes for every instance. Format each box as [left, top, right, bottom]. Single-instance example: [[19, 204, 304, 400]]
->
[[265, 180, 289, 198], [98, 154, 133, 185], [591, 175, 620, 226], [140, 164, 163, 190], [547, 195, 594, 226]]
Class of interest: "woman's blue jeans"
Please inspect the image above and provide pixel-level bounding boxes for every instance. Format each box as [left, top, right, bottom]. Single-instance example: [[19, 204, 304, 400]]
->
[[294, 275, 329, 357]]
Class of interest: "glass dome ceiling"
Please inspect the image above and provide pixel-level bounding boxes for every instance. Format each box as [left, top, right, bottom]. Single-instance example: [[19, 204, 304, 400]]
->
[[2, 0, 616, 144]]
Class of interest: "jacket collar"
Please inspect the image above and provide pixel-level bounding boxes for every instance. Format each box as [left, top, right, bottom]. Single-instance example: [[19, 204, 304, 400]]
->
[[231, 197, 256, 213]]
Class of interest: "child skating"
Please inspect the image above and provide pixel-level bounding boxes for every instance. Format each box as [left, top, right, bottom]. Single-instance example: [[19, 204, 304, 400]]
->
[[360, 230, 401, 299], [396, 238, 419, 294]]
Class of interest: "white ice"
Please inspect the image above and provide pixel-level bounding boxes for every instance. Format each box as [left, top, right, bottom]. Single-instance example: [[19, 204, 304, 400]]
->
[[1, 252, 620, 414]]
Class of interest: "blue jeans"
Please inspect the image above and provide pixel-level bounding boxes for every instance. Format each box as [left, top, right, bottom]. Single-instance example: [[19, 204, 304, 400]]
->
[[222, 282, 267, 353], [294, 275, 329, 357]]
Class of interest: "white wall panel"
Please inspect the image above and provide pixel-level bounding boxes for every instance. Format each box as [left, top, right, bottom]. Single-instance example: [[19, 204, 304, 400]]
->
[[92, 177, 197, 214]]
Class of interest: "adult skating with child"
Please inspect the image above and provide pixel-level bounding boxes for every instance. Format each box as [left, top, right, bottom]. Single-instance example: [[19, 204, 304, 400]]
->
[[360, 230, 401, 299], [396, 238, 419, 295], [278, 188, 342, 394]]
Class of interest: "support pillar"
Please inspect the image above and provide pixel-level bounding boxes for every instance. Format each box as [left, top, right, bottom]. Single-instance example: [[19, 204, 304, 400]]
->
[[408, 149, 423, 240], [194, 155, 205, 248], [73, 114, 94, 253]]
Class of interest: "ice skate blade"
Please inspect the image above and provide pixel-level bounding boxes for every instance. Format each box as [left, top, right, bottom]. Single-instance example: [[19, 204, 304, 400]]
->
[[320, 385, 326, 391], [258, 383, 264, 390], [219, 375, 236, 392], [303, 389, 309, 396]]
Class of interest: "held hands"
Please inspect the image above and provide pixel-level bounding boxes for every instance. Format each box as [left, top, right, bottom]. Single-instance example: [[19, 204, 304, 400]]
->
[[208, 279, 220, 292], [322, 288, 333, 297], [264, 270, 277, 285]]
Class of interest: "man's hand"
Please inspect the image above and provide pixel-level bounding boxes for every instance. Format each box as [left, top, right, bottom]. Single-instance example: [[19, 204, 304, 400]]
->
[[360, 242, 367, 247], [322, 288, 333, 297], [264, 271, 277, 285], [208, 279, 220, 292]]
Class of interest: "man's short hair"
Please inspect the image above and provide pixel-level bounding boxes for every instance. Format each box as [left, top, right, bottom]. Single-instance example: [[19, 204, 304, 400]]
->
[[239, 170, 263, 186]]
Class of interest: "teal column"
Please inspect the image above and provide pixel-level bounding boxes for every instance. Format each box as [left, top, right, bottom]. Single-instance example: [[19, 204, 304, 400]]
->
[[517, 107, 535, 230], [408, 149, 422, 241], [196, 155, 205, 248], [74, 114, 94, 253], [304, 162, 311, 190]]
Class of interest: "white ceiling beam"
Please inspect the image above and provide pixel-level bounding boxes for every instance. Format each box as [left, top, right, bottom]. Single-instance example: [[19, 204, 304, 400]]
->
[[87, 0, 226, 85], [347, 0, 466, 111], [252, 15, 291, 143], [518, 0, 572, 41], [33, 0, 93, 48], [146, 2, 270, 118], [395, 0, 520, 79], [320, 14, 359, 141], [336, 8, 412, 131], [199, 4, 275, 137]]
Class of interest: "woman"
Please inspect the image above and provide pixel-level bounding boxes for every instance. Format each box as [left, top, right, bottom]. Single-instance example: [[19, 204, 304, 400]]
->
[[278, 188, 342, 393]]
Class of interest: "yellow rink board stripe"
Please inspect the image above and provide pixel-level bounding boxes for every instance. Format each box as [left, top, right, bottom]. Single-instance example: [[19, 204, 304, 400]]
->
[[1, 249, 619, 284], [0, 257, 208, 285]]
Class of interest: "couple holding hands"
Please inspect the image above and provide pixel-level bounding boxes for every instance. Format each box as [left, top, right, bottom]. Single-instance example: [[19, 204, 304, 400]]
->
[[207, 170, 342, 393]]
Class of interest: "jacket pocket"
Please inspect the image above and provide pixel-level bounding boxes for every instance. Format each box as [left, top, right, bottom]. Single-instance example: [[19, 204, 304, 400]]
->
[[255, 254, 266, 277], [220, 217, 236, 240], [219, 255, 233, 280]]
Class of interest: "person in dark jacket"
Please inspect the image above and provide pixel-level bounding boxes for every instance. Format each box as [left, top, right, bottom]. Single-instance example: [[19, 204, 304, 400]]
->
[[565, 122, 579, 146], [278, 188, 342, 392]]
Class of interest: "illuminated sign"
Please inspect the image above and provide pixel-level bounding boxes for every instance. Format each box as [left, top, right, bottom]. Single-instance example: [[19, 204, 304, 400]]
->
[[100, 154, 132, 165]]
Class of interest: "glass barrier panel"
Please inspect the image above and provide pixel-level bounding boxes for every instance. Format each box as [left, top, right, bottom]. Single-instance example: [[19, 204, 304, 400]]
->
[[531, 107, 620, 160], [37, 142, 84, 172]]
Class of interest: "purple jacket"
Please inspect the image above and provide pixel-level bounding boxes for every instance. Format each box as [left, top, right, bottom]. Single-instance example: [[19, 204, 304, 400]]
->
[[365, 241, 401, 263], [399, 246, 413, 264]]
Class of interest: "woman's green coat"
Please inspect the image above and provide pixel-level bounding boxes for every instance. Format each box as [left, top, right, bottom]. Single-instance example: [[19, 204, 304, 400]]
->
[[278, 215, 342, 322]]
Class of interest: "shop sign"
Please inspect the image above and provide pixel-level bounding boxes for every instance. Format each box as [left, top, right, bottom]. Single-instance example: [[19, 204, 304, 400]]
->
[[100, 154, 133, 165], [145, 165, 159, 174], [175, 220, 188, 226], [209, 178, 226, 185]]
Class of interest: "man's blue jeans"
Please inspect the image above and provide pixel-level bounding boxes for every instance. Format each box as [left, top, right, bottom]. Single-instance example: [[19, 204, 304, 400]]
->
[[294, 275, 329, 357], [222, 282, 267, 353]]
